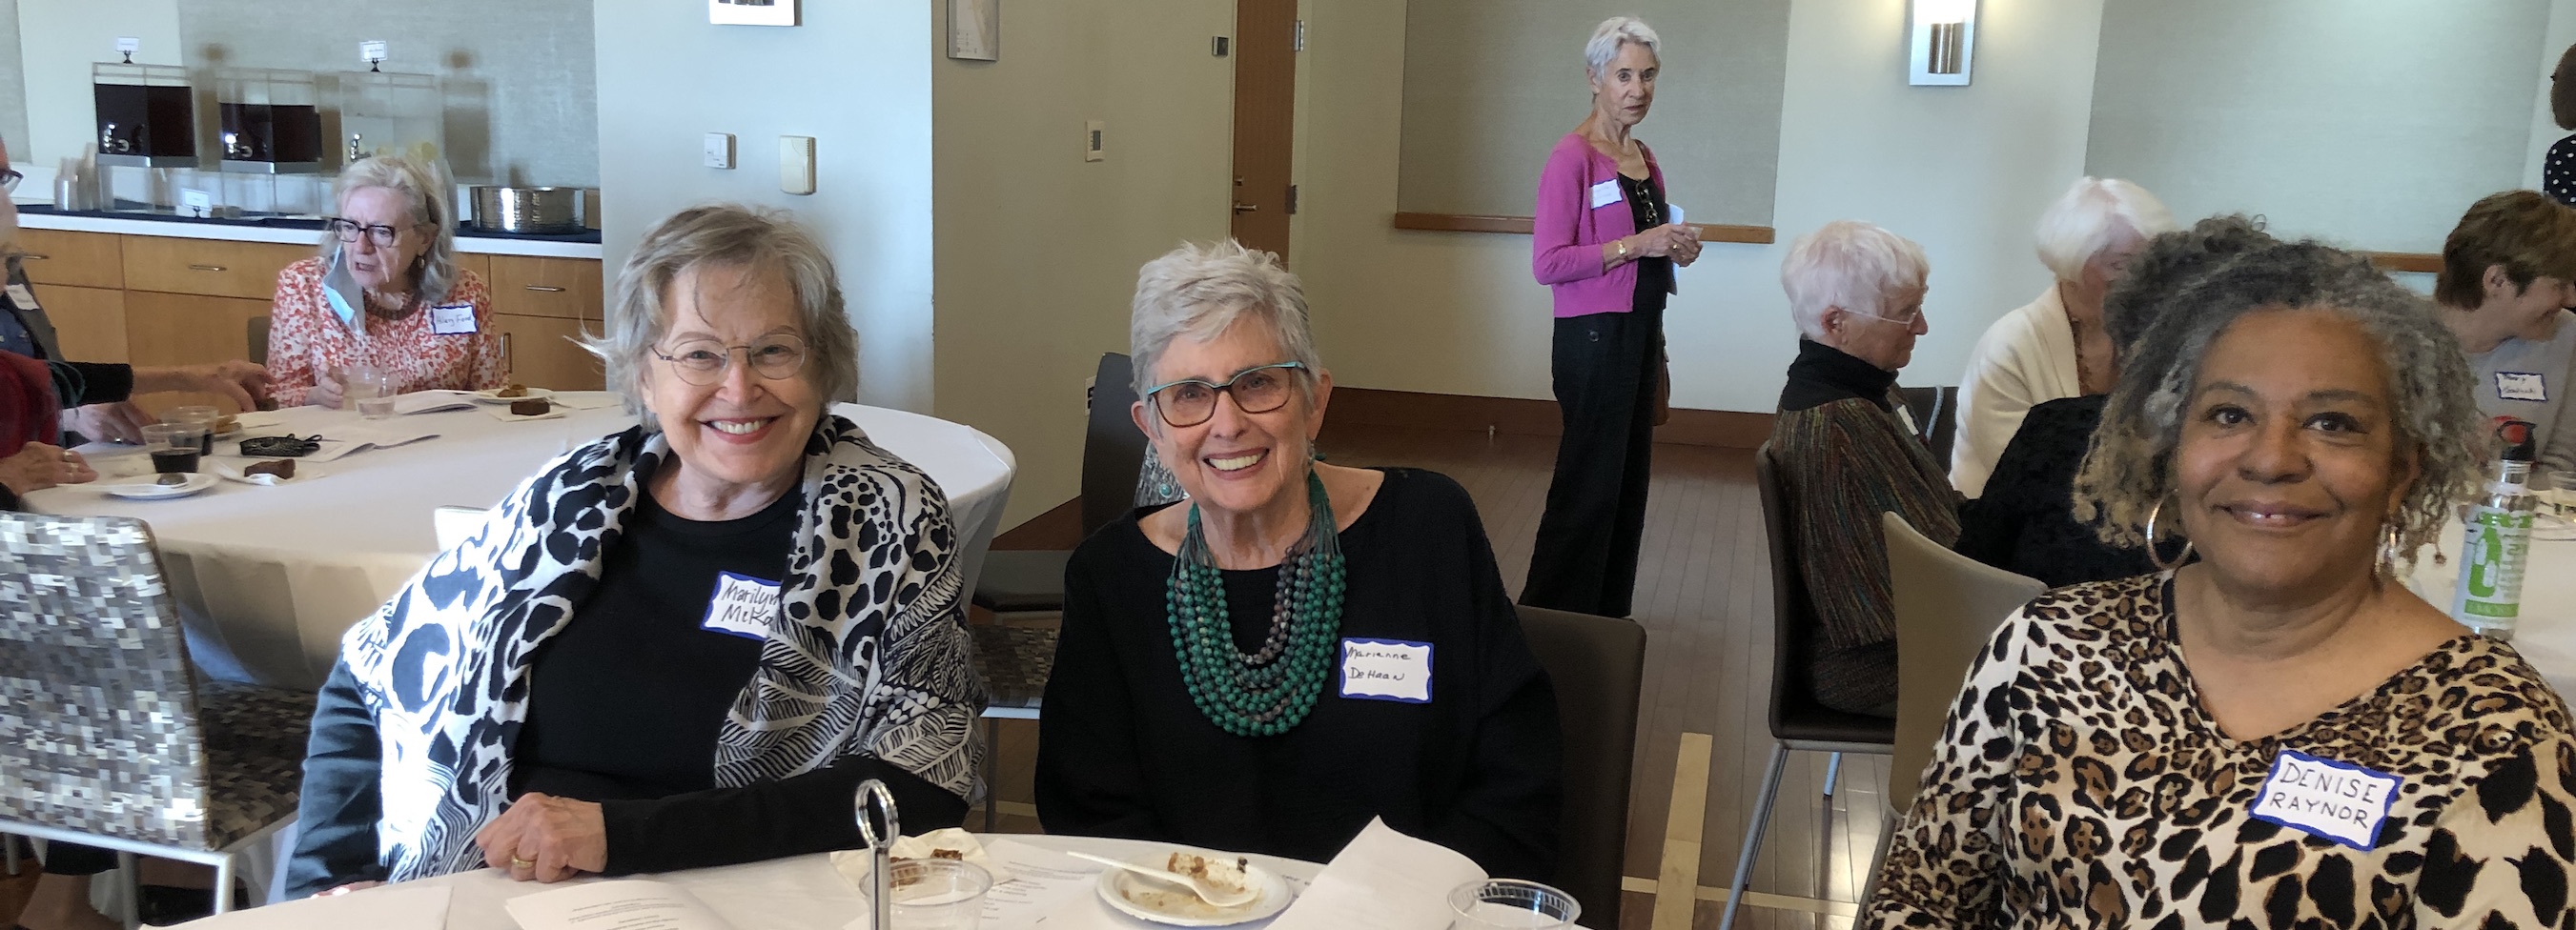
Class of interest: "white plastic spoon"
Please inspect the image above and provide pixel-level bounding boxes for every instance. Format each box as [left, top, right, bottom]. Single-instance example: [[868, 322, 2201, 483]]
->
[[1067, 851, 1260, 907]]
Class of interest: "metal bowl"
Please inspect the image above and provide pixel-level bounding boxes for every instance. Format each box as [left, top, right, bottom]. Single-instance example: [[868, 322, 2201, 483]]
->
[[468, 185, 581, 234]]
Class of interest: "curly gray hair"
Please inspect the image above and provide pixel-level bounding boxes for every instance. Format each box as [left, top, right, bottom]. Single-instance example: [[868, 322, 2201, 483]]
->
[[1129, 240, 1321, 403], [2073, 241, 2487, 559], [2098, 214, 2278, 357], [584, 204, 859, 426]]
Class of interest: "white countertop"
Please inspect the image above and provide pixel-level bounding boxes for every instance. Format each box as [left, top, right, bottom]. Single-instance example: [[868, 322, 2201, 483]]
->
[[12, 208, 602, 259]]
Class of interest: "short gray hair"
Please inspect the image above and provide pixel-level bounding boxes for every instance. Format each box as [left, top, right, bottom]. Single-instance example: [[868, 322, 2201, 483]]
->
[[1130, 241, 1321, 401], [2034, 177, 2176, 282], [331, 154, 461, 303], [585, 204, 860, 426], [1585, 16, 1661, 78], [1779, 220, 1929, 340], [2073, 241, 2486, 559]]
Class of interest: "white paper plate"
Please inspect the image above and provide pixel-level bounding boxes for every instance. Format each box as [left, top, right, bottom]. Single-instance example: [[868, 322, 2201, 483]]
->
[[1094, 854, 1292, 927], [471, 387, 556, 405], [99, 473, 218, 499], [213, 461, 323, 486]]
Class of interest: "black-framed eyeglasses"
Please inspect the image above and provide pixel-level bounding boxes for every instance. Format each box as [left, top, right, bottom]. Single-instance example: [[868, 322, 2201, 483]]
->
[[0, 170, 21, 193], [650, 334, 811, 386], [1144, 361, 1306, 428], [323, 217, 417, 247]]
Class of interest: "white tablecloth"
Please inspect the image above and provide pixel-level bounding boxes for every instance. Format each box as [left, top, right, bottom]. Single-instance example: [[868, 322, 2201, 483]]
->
[[23, 397, 1014, 690], [2404, 518, 2576, 696], [186, 835, 1323, 930]]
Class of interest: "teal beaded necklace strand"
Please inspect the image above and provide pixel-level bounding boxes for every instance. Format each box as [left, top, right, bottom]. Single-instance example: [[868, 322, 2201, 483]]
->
[[1165, 470, 1346, 737]]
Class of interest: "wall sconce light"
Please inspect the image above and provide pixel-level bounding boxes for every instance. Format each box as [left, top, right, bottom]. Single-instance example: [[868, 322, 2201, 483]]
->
[[1909, 0, 1976, 87]]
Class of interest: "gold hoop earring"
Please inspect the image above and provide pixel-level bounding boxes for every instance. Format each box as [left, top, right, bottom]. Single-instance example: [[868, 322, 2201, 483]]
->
[[2144, 498, 2195, 573]]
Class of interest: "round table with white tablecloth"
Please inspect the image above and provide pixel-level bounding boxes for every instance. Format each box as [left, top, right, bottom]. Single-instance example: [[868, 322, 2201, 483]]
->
[[21, 395, 1014, 691], [2402, 515, 2576, 697]]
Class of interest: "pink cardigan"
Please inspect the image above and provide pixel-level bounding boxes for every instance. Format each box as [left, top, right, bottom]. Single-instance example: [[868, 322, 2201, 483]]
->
[[1532, 131, 1671, 318]]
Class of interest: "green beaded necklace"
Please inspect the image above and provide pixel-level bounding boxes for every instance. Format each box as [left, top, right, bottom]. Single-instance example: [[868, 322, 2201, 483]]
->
[[1165, 470, 1347, 737]]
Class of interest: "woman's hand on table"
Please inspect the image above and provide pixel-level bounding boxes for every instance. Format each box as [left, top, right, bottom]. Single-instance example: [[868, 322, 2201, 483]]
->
[[132, 361, 274, 411], [476, 792, 608, 883], [62, 402, 155, 445], [0, 442, 96, 495]]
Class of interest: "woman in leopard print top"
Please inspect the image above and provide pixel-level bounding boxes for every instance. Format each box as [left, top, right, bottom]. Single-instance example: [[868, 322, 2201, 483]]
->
[[1870, 242, 2576, 928]]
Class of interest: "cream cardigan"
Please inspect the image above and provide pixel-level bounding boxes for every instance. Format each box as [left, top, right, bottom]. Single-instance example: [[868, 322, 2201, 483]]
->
[[1950, 286, 2080, 498]]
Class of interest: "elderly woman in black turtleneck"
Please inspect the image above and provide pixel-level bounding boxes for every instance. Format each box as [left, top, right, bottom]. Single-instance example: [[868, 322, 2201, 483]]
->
[[1763, 221, 1957, 718]]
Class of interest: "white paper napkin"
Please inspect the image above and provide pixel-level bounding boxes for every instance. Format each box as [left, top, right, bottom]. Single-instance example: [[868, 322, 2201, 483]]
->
[[1263, 819, 1484, 930], [391, 391, 479, 415], [549, 391, 624, 411], [484, 405, 568, 423], [306, 426, 440, 462], [168, 884, 449, 930]]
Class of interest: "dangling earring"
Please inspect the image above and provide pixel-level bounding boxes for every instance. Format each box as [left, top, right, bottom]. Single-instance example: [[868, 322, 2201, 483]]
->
[[2376, 521, 2406, 579], [2144, 498, 2195, 573]]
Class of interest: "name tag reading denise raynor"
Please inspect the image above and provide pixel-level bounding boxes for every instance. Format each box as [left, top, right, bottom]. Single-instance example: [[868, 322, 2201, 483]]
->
[[1339, 638, 1432, 703], [2250, 749, 2402, 850], [700, 572, 781, 641]]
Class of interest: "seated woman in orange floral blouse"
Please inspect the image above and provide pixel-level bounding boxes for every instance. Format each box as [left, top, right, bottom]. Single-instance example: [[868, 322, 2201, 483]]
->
[[265, 154, 504, 407]]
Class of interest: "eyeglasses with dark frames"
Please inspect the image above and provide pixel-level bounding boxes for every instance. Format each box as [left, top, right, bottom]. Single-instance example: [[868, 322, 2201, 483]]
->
[[323, 217, 419, 247], [650, 334, 811, 386], [0, 170, 22, 193], [1144, 361, 1307, 428]]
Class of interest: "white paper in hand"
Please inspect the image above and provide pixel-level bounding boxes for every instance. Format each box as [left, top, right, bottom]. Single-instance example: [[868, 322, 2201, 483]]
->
[[1264, 818, 1485, 930], [170, 884, 451, 930], [504, 879, 737, 930]]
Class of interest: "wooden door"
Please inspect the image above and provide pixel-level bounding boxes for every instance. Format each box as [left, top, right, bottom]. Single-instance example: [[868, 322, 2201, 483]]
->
[[492, 313, 606, 392], [1229, 0, 1298, 260]]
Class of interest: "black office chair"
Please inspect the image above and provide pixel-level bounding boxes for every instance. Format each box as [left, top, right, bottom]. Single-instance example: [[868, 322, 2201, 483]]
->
[[1517, 606, 1647, 930], [970, 353, 1152, 617], [1719, 444, 1896, 930]]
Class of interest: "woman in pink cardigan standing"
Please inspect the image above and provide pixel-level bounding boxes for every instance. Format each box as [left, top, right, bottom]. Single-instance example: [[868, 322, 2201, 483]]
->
[[1521, 16, 1700, 618]]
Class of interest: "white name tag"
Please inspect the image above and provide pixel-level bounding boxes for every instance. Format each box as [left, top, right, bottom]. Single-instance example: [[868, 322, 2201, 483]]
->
[[2249, 749, 2401, 850], [1339, 637, 1432, 703], [1588, 179, 1622, 209], [429, 302, 479, 335], [3, 283, 37, 311], [2497, 372, 2548, 402], [700, 572, 781, 641]]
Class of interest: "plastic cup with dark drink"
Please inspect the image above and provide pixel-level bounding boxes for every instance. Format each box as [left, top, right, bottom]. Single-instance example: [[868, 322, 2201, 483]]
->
[[143, 423, 204, 475], [167, 405, 221, 455]]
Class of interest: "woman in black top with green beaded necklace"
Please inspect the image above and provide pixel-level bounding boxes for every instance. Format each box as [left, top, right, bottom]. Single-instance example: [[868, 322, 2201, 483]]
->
[[1036, 241, 1564, 879]]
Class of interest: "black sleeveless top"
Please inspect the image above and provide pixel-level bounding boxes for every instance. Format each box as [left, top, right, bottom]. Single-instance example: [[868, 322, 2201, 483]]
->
[[1619, 172, 1671, 313]]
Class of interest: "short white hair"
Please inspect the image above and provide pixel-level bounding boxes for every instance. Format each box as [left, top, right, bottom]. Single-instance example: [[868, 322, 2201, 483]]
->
[[1130, 240, 1322, 400], [1780, 221, 1930, 340], [1585, 17, 1661, 78], [2034, 177, 2176, 282]]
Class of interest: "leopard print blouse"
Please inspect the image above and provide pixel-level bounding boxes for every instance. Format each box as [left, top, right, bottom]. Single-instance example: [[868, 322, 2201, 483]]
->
[[1869, 575, 2576, 929]]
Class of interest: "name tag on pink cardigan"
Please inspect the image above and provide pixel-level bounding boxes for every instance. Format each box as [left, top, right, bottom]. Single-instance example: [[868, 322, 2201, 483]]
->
[[1588, 179, 1622, 209]]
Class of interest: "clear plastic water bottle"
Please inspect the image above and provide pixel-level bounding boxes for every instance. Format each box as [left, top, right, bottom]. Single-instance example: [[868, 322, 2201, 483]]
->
[[2455, 422, 2540, 638]]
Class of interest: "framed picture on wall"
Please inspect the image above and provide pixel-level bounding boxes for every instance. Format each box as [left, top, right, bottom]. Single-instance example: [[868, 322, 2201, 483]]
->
[[710, 0, 798, 27], [948, 0, 999, 60]]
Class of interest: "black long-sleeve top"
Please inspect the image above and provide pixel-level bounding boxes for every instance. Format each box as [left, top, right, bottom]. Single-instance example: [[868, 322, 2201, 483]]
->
[[1953, 395, 2159, 588], [1035, 468, 1563, 879], [283, 488, 964, 898]]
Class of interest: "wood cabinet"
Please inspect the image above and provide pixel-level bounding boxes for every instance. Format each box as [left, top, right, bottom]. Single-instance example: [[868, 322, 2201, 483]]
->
[[18, 228, 604, 407]]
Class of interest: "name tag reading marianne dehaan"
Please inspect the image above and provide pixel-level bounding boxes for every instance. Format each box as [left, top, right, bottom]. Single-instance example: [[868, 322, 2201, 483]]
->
[[1339, 637, 1432, 703], [2250, 749, 2402, 850], [699, 572, 782, 640]]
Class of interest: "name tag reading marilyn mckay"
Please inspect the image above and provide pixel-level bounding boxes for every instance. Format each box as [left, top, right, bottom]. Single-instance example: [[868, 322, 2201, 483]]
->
[[1340, 637, 1432, 703], [700, 572, 782, 641], [2250, 749, 2402, 850]]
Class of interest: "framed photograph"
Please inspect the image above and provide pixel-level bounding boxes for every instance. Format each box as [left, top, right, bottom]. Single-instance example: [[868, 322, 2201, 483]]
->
[[710, 0, 798, 27], [947, 0, 999, 60]]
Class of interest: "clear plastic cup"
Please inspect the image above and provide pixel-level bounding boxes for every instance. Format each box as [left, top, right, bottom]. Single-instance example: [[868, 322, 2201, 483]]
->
[[142, 423, 203, 475], [2550, 471, 2576, 516], [346, 368, 399, 419], [865, 859, 991, 929], [1446, 879, 1580, 930], [165, 405, 221, 454]]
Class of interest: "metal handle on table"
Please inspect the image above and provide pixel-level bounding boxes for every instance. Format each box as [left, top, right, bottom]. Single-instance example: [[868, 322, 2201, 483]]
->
[[501, 333, 514, 372], [854, 779, 900, 930], [188, 264, 228, 272], [522, 286, 566, 293]]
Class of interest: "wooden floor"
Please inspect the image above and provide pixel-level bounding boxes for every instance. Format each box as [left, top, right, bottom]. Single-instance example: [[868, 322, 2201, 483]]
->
[[977, 422, 1895, 930]]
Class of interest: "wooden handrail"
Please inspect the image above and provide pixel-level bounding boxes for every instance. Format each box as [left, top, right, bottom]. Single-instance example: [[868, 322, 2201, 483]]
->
[[1392, 212, 1776, 244], [2361, 252, 2441, 273]]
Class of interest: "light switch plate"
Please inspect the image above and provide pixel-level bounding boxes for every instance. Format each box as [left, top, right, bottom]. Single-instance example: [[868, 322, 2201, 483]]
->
[[779, 136, 816, 195], [704, 132, 736, 170], [1085, 121, 1106, 162]]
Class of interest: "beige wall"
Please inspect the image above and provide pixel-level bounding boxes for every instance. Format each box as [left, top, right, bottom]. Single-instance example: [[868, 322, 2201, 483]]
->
[[930, 0, 1237, 528], [1291, 0, 2109, 414], [18, 0, 182, 169]]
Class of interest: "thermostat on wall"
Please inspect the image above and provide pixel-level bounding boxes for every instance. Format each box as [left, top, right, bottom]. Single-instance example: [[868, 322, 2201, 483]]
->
[[780, 136, 816, 195]]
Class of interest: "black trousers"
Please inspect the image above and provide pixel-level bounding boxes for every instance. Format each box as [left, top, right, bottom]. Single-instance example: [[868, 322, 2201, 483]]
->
[[1521, 304, 1662, 617], [39, 839, 117, 876]]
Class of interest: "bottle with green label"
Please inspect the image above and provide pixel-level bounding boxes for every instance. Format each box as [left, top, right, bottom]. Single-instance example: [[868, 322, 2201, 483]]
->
[[2454, 423, 2540, 638]]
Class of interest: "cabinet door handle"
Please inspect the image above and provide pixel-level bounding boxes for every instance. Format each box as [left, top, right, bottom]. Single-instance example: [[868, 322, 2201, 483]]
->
[[522, 286, 566, 293], [19, 253, 49, 260], [188, 263, 229, 272], [501, 333, 514, 371]]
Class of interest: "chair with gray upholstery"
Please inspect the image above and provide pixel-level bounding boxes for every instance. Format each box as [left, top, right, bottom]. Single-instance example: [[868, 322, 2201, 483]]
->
[[1516, 605, 1647, 930], [0, 513, 315, 925], [970, 352, 1155, 617]]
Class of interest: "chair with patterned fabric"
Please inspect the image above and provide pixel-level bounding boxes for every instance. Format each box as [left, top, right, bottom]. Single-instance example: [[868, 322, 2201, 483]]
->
[[0, 513, 315, 926]]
